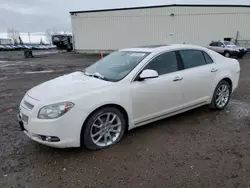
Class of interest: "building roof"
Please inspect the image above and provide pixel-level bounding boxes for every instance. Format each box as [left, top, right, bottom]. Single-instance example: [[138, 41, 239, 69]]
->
[[70, 1, 250, 14]]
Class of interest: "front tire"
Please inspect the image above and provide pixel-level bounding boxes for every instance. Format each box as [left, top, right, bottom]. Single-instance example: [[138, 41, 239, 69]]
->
[[224, 51, 230, 58], [81, 107, 126, 150], [209, 80, 231, 110]]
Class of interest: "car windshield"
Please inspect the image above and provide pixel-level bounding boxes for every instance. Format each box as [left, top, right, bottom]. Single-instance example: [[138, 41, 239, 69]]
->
[[224, 41, 236, 46], [84, 51, 149, 82]]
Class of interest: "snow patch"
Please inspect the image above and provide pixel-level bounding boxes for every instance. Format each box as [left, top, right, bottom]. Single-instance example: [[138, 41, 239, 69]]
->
[[23, 70, 54, 74]]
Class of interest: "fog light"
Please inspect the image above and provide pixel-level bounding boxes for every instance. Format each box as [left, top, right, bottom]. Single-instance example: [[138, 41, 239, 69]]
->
[[40, 135, 60, 142]]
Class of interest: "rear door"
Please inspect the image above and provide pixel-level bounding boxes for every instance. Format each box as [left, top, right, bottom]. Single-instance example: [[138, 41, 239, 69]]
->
[[177, 50, 217, 108], [208, 42, 220, 53], [217, 42, 225, 54]]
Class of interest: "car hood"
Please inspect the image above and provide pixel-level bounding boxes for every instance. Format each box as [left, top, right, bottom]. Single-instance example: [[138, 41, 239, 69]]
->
[[27, 71, 112, 101]]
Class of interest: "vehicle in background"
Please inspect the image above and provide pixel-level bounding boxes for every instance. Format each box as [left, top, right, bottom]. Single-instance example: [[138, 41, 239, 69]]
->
[[11, 45, 21, 50], [207, 40, 247, 58], [18, 44, 240, 150], [0, 45, 5, 51], [3, 44, 14, 51], [52, 34, 73, 52]]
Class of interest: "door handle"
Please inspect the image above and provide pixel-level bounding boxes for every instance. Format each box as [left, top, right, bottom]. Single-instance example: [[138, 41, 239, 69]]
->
[[173, 76, 183, 82], [211, 68, 218, 72]]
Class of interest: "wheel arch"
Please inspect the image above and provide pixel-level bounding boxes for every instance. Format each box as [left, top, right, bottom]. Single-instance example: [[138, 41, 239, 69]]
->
[[224, 50, 230, 55], [80, 103, 130, 145], [221, 77, 232, 90]]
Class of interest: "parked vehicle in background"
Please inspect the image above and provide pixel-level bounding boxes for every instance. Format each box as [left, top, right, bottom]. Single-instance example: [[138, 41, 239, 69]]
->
[[0, 45, 5, 51], [3, 45, 13, 51], [207, 41, 247, 58], [52, 34, 73, 52], [18, 44, 240, 150]]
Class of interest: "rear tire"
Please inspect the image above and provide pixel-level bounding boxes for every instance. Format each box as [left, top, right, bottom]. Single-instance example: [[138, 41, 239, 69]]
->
[[81, 107, 126, 150], [209, 80, 231, 110]]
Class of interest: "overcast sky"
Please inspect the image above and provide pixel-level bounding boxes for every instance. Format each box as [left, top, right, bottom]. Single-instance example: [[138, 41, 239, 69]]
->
[[0, 0, 249, 33]]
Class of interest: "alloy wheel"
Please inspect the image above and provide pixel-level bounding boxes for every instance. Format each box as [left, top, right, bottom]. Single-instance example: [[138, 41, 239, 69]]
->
[[215, 84, 230, 108], [225, 52, 230, 57], [90, 112, 122, 147]]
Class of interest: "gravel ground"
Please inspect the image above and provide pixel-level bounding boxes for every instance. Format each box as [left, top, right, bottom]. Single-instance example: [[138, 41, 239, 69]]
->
[[0, 52, 249, 188]]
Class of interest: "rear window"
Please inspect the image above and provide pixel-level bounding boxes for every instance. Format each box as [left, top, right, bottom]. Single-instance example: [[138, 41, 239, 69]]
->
[[203, 52, 213, 64]]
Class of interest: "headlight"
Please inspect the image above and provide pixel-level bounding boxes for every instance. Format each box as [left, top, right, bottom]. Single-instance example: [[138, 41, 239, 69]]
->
[[38, 102, 74, 119], [229, 48, 237, 51]]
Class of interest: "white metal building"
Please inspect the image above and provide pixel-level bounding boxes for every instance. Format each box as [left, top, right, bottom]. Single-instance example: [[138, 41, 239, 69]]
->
[[70, 3, 250, 53]]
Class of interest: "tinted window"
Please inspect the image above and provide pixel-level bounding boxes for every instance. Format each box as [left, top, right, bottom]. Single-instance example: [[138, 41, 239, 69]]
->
[[203, 52, 213, 64], [179, 50, 207, 69], [210, 42, 218, 46], [224, 41, 235, 46], [218, 42, 224, 47], [144, 51, 178, 75]]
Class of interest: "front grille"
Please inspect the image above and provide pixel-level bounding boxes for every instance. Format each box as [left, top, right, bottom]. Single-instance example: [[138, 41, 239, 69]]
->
[[23, 100, 34, 110]]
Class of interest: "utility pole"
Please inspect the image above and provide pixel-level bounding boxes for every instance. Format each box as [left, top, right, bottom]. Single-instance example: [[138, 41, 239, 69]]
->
[[28, 32, 31, 44]]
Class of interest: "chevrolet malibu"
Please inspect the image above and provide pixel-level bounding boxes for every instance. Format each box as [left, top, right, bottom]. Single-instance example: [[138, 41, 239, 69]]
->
[[18, 44, 240, 150]]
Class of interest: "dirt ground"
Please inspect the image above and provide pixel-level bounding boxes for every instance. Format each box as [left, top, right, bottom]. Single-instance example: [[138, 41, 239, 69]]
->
[[0, 51, 249, 188]]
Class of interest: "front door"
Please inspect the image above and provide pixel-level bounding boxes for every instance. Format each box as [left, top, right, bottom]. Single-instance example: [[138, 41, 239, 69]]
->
[[131, 51, 184, 126]]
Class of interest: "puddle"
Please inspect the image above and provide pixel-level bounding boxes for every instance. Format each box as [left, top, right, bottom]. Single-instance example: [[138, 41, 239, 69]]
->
[[229, 100, 250, 120]]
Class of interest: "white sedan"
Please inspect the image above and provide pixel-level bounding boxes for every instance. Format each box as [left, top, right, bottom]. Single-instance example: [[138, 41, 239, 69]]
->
[[18, 44, 240, 150]]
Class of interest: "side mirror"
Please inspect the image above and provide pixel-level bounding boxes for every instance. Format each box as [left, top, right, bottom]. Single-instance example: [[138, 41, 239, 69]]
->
[[221, 45, 225, 48], [139, 69, 159, 81]]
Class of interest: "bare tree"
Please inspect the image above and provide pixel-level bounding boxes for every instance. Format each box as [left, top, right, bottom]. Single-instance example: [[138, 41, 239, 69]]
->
[[45, 28, 59, 45], [7, 28, 20, 44], [40, 38, 45, 45]]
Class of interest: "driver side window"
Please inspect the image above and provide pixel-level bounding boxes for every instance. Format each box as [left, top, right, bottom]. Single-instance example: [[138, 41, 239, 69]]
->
[[144, 51, 179, 75]]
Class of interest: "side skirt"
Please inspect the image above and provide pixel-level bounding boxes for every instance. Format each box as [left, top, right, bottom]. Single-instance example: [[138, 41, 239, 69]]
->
[[131, 101, 208, 130]]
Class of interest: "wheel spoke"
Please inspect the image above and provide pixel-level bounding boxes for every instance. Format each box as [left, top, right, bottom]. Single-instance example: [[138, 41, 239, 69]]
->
[[110, 114, 117, 123], [110, 123, 121, 129], [222, 85, 227, 92], [216, 97, 221, 103], [93, 124, 101, 129], [104, 133, 108, 146], [97, 117, 104, 125], [105, 113, 111, 124], [107, 132, 113, 143], [110, 129, 121, 133], [91, 130, 102, 138], [94, 132, 105, 143], [218, 99, 222, 106]]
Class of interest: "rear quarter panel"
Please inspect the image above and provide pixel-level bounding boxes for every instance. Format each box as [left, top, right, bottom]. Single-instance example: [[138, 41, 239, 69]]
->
[[211, 53, 240, 94]]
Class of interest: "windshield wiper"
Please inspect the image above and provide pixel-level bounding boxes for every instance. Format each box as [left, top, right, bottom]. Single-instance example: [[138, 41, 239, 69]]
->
[[83, 71, 108, 81]]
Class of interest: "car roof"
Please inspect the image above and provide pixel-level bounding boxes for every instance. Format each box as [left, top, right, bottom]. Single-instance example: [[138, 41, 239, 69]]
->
[[120, 44, 208, 53]]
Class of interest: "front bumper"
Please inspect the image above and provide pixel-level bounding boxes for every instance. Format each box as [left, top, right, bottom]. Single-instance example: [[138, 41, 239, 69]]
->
[[229, 50, 246, 56], [17, 96, 87, 148]]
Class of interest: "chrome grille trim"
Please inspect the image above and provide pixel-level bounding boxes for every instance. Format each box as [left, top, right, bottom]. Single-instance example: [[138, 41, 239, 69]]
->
[[23, 100, 34, 110]]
